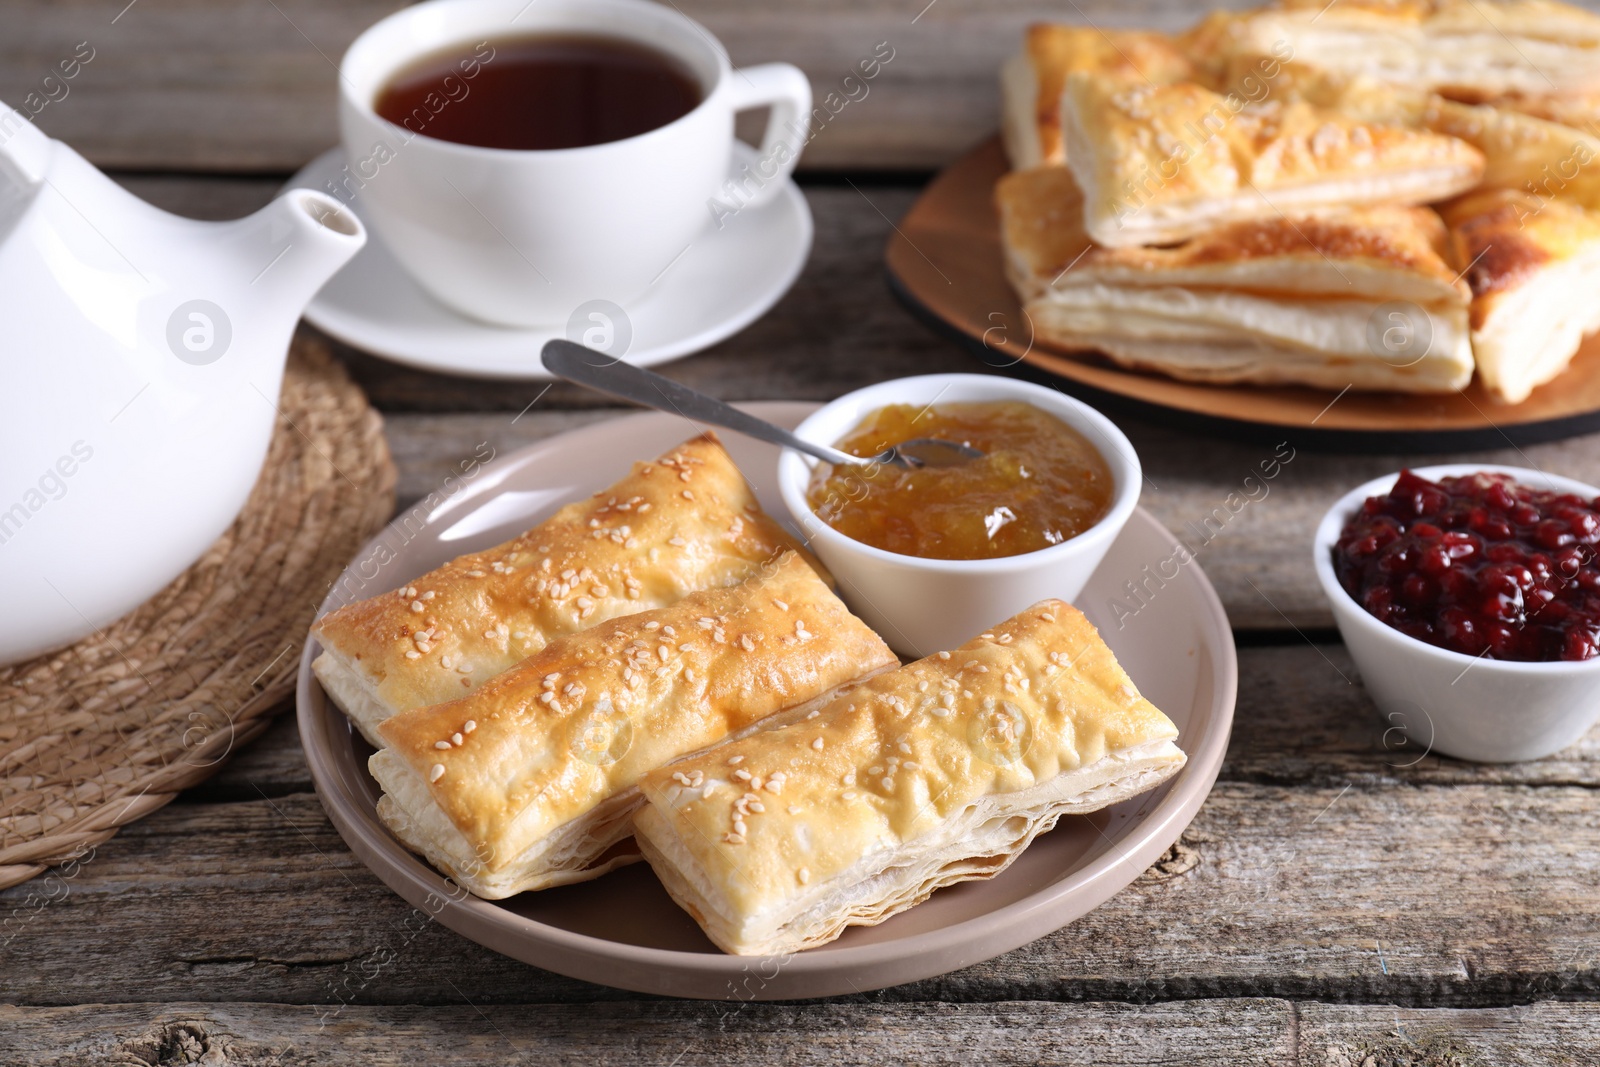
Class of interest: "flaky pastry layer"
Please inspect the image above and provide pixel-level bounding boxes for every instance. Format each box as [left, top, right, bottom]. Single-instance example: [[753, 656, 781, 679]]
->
[[1442, 188, 1600, 402], [995, 165, 1473, 392], [371, 554, 897, 898], [1022, 299, 1474, 393], [1000, 24, 1194, 169], [633, 600, 1186, 956], [311, 433, 824, 746], [1061, 75, 1484, 248], [1222, 0, 1600, 99], [997, 164, 1468, 303]]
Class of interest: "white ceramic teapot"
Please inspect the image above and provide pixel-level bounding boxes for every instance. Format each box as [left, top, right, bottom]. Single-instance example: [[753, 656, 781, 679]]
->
[[0, 106, 366, 666]]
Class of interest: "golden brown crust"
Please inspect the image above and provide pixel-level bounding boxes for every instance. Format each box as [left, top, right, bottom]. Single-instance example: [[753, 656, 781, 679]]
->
[[1467, 89, 1600, 132], [1183, 211, 1451, 272], [1439, 187, 1600, 402], [1021, 24, 1194, 164], [1061, 74, 1484, 247], [996, 164, 1467, 302], [1178, 11, 1247, 90], [1261, 0, 1600, 38], [375, 553, 897, 893], [1441, 189, 1558, 309], [633, 600, 1185, 956], [1225, 68, 1600, 201], [311, 433, 826, 725], [1213, 56, 1431, 124], [1402, 97, 1600, 200], [1222, 0, 1600, 97], [1232, 72, 1600, 203], [1255, 0, 1455, 25]]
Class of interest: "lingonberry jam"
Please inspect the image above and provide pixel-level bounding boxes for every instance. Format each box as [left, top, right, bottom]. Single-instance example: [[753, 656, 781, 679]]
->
[[1334, 470, 1600, 662]]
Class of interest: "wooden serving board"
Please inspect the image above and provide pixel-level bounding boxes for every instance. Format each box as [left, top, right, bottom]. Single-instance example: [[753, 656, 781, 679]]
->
[[886, 138, 1600, 452]]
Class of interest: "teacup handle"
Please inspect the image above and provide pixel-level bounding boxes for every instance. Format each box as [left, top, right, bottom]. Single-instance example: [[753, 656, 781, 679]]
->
[[724, 63, 812, 208]]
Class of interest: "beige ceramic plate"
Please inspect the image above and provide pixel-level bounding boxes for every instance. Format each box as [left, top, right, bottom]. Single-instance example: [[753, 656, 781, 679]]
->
[[296, 403, 1237, 999]]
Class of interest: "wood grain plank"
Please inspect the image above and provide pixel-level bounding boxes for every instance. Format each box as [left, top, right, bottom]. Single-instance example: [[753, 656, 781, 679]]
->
[[1120, 424, 1600, 632], [6, 1000, 1597, 1065], [0, 1000, 1299, 1066], [24, 0, 1600, 172], [180, 711, 311, 803], [3, 779, 1596, 1006], [4, 0, 405, 172], [1222, 646, 1600, 786], [5, 0, 1272, 172], [112, 175, 287, 221], [1298, 1002, 1600, 1065]]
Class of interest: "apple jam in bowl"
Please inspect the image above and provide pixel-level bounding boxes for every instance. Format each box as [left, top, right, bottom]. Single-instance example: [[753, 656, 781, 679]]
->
[[1314, 464, 1600, 763], [778, 374, 1140, 657], [805, 400, 1115, 561]]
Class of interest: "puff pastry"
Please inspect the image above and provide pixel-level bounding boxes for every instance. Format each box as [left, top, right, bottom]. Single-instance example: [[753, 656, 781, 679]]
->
[[1412, 98, 1600, 200], [1248, 73, 1600, 202], [633, 600, 1186, 957], [1061, 74, 1485, 247], [1211, 56, 1424, 122], [1441, 188, 1600, 403], [370, 553, 898, 898], [997, 165, 1475, 392], [1178, 11, 1249, 91], [1471, 89, 1600, 135], [1222, 0, 1600, 101], [1219, 51, 1600, 171], [1000, 24, 1194, 169], [312, 433, 824, 747]]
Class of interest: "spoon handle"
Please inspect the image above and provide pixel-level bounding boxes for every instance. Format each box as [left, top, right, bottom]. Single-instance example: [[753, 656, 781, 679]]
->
[[541, 340, 864, 468]]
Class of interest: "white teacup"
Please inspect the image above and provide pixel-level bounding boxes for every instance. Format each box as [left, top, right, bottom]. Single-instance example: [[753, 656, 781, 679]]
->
[[337, 0, 811, 328]]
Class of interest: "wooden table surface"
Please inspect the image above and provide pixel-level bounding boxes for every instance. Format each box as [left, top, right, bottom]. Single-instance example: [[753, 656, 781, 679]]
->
[[4, 1, 1600, 1063]]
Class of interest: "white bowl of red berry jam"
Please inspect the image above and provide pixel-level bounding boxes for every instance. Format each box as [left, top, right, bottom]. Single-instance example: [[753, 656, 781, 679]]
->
[[1314, 464, 1600, 763]]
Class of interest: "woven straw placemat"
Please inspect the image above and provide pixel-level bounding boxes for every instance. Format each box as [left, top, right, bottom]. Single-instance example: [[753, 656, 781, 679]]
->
[[0, 335, 395, 890]]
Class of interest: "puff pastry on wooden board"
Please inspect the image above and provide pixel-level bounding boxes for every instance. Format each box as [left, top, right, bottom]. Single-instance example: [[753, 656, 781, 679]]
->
[[369, 553, 898, 899], [633, 600, 1186, 957], [1220, 0, 1600, 101], [1474, 88, 1600, 133], [1410, 99, 1600, 200], [1000, 25, 1194, 169], [1062, 75, 1484, 247], [1441, 188, 1600, 403], [996, 165, 1474, 392], [1060, 74, 1485, 247], [1248, 69, 1600, 199], [1207, 59, 1427, 123], [311, 434, 824, 747]]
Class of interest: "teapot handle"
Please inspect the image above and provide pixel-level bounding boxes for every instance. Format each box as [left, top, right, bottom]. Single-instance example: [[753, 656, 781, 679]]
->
[[0, 101, 51, 188]]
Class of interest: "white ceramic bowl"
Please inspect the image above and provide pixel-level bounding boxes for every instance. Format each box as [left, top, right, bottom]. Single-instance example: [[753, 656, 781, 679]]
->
[[1314, 463, 1600, 763], [777, 374, 1141, 657]]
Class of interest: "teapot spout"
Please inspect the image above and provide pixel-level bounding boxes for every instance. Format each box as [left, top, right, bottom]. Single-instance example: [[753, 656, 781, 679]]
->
[[211, 188, 366, 332]]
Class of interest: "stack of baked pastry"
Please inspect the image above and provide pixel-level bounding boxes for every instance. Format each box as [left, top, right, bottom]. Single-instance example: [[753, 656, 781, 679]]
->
[[997, 0, 1600, 403], [310, 435, 1187, 955]]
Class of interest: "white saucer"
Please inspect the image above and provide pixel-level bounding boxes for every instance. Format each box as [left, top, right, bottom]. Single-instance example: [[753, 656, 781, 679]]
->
[[283, 143, 813, 380]]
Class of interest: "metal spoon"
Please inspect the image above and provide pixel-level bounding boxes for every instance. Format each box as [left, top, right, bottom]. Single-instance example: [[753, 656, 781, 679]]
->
[[541, 340, 982, 470]]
